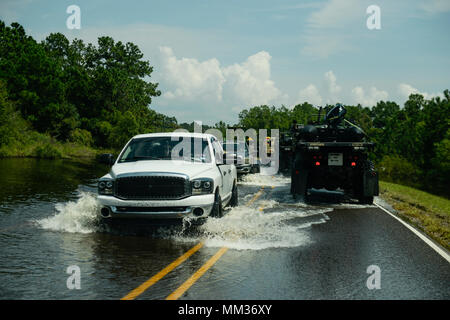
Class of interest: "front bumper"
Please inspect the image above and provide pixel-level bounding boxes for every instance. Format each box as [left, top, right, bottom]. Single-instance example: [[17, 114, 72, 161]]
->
[[97, 194, 215, 219]]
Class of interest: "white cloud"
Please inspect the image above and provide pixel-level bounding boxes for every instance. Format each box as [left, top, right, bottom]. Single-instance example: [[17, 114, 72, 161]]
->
[[297, 84, 322, 105], [294, 70, 341, 106], [294, 70, 391, 107], [398, 83, 420, 97], [156, 48, 283, 118], [157, 48, 281, 106], [223, 51, 282, 107], [351, 86, 388, 106], [324, 70, 342, 103], [398, 83, 443, 100], [158, 46, 225, 102]]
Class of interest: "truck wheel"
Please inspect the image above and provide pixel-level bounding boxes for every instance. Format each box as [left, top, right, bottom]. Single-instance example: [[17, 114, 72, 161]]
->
[[229, 182, 238, 207], [210, 191, 223, 218], [357, 160, 376, 204]]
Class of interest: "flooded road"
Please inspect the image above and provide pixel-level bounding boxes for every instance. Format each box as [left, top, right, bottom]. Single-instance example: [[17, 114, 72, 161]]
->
[[0, 159, 449, 300]]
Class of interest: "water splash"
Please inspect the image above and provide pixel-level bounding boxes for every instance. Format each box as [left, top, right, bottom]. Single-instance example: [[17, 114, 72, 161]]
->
[[239, 173, 290, 187], [35, 189, 333, 251], [36, 192, 100, 234], [176, 200, 332, 250]]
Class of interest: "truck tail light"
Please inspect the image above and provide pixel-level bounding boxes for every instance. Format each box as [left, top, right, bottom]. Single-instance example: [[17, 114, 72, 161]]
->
[[315, 161, 321, 166], [351, 162, 356, 167]]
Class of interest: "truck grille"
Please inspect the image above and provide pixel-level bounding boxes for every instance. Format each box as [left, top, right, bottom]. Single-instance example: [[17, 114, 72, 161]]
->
[[115, 174, 191, 200]]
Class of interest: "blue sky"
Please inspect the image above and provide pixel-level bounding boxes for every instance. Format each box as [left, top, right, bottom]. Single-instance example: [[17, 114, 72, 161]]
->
[[1, 0, 449, 125]]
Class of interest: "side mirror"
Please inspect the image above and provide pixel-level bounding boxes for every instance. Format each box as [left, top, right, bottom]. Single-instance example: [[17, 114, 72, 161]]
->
[[99, 153, 115, 165]]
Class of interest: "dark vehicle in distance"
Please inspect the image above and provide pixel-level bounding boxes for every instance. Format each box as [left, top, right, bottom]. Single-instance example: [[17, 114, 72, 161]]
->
[[284, 104, 379, 204], [222, 141, 260, 175]]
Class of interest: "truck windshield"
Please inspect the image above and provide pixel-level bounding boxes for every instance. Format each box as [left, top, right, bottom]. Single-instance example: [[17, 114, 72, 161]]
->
[[118, 136, 212, 163]]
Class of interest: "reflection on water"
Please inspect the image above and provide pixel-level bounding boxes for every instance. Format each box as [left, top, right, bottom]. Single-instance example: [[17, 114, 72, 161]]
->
[[0, 158, 107, 210], [0, 158, 110, 299]]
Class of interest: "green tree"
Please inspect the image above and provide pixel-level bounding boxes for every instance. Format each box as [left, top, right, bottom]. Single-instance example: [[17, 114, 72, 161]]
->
[[291, 102, 316, 124], [0, 81, 32, 151], [0, 22, 73, 138], [41, 31, 162, 147]]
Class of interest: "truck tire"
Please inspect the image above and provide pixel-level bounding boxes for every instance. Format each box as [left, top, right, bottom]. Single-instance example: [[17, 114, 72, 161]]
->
[[210, 190, 223, 218], [357, 160, 375, 204], [291, 151, 308, 200], [229, 182, 238, 207]]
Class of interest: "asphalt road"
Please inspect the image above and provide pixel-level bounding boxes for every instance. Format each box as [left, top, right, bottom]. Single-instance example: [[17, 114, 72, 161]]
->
[[0, 161, 448, 300]]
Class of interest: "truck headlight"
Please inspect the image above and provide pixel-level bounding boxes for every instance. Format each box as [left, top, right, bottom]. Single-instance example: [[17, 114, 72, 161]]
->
[[203, 181, 211, 189], [193, 180, 202, 189], [98, 179, 114, 195], [191, 178, 213, 195]]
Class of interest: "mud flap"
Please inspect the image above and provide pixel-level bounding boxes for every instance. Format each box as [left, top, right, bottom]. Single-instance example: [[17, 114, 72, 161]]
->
[[363, 170, 379, 197]]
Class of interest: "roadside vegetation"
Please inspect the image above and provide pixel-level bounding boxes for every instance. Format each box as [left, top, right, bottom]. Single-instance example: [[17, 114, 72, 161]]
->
[[0, 80, 112, 159], [379, 181, 450, 250]]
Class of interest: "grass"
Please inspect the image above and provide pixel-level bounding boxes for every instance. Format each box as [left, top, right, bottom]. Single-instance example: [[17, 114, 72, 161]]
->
[[0, 131, 115, 160], [379, 181, 450, 251]]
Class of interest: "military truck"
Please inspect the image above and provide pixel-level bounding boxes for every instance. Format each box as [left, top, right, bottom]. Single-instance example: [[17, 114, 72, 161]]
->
[[285, 104, 379, 204]]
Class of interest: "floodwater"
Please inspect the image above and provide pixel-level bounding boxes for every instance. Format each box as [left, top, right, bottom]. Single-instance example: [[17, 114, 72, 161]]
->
[[0, 158, 448, 300]]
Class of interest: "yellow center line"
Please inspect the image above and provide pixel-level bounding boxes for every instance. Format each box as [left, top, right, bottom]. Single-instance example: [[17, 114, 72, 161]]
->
[[246, 186, 264, 206], [121, 185, 265, 300], [121, 242, 204, 300], [165, 185, 272, 300], [166, 247, 229, 300]]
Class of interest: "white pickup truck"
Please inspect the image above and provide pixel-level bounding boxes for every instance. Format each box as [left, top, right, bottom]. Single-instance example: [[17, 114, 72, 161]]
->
[[97, 132, 238, 221]]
